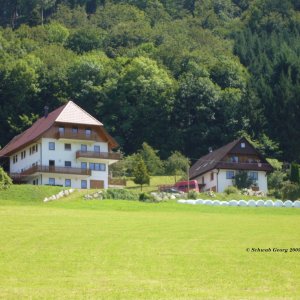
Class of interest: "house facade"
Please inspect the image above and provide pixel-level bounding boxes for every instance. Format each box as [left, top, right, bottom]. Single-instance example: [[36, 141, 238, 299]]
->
[[0, 101, 121, 189], [189, 137, 273, 193]]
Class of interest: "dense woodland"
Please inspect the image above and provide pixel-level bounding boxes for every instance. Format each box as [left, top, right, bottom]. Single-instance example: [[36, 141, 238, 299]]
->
[[0, 0, 300, 162]]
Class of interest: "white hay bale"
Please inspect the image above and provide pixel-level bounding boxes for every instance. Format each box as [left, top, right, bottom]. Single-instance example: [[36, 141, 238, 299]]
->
[[186, 200, 196, 205], [195, 199, 204, 205], [294, 200, 300, 208], [248, 200, 256, 207], [212, 200, 221, 206], [264, 200, 274, 207], [229, 200, 238, 206], [203, 200, 213, 206], [238, 200, 248, 207], [284, 200, 293, 208], [274, 200, 283, 207], [256, 200, 265, 207], [177, 199, 187, 204], [220, 201, 229, 206]]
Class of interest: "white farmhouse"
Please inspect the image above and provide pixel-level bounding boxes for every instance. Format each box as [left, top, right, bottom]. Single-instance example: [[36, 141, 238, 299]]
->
[[189, 137, 273, 193], [0, 101, 121, 189]]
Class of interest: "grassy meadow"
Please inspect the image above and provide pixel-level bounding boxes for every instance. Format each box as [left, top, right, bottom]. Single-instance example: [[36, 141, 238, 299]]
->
[[0, 185, 299, 299]]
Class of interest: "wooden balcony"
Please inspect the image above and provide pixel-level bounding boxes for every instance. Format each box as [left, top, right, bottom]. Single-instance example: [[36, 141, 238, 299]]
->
[[217, 162, 273, 172], [57, 130, 97, 141], [76, 151, 122, 160], [17, 165, 91, 176]]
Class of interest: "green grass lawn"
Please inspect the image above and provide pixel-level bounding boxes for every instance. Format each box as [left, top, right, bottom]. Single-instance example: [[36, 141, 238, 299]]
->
[[0, 185, 300, 299]]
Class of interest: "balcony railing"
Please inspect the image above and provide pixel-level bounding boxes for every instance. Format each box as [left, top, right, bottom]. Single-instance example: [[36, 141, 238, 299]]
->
[[57, 130, 97, 141], [76, 151, 122, 160], [217, 161, 273, 171], [17, 165, 91, 176]]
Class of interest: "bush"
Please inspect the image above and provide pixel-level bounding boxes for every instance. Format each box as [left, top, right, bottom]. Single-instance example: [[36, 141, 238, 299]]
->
[[187, 190, 198, 199], [101, 189, 137, 200], [268, 170, 286, 190], [139, 192, 154, 202], [0, 167, 12, 190], [281, 182, 300, 201], [224, 186, 239, 195]]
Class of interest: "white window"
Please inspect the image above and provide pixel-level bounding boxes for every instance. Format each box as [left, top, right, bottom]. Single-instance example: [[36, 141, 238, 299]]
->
[[241, 142, 246, 148], [226, 170, 235, 179], [65, 179, 71, 187], [249, 171, 258, 181], [49, 142, 55, 150], [49, 178, 55, 185], [81, 180, 87, 189], [94, 145, 100, 152], [65, 161, 71, 167], [81, 144, 87, 152], [81, 162, 87, 169]]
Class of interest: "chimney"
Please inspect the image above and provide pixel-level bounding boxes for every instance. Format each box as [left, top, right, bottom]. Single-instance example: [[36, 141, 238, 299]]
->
[[44, 106, 49, 118], [208, 147, 213, 153]]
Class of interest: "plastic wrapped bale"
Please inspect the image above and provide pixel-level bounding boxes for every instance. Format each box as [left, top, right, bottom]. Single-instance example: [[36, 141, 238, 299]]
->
[[238, 200, 247, 207], [294, 200, 300, 208], [186, 200, 196, 205], [229, 200, 238, 206], [195, 199, 204, 205], [177, 199, 186, 204], [256, 200, 265, 207], [221, 201, 229, 206], [284, 200, 293, 208], [248, 200, 256, 207], [264, 200, 274, 207], [213, 200, 221, 206], [274, 200, 283, 207], [204, 200, 213, 206]]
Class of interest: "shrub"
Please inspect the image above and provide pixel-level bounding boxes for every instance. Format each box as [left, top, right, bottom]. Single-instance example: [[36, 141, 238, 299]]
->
[[187, 190, 198, 199], [101, 189, 137, 200], [268, 170, 286, 189], [0, 167, 12, 190], [224, 186, 239, 195], [281, 182, 300, 201], [139, 192, 154, 202]]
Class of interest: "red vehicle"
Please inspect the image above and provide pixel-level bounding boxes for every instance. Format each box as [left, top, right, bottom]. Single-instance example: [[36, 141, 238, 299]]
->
[[174, 180, 199, 193]]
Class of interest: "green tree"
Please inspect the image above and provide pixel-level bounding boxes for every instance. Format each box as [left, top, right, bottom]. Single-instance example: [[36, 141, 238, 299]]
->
[[139, 142, 164, 175], [290, 163, 300, 184], [166, 151, 190, 182], [132, 155, 150, 191], [233, 171, 254, 189]]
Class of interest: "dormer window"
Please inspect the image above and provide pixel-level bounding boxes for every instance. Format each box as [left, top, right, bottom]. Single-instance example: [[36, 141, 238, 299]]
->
[[241, 142, 245, 148]]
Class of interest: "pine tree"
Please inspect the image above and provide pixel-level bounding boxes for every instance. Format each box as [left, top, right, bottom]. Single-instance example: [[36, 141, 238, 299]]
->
[[133, 155, 150, 191]]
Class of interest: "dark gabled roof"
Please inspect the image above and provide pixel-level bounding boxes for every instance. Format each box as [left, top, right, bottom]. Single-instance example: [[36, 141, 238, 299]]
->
[[189, 137, 273, 179]]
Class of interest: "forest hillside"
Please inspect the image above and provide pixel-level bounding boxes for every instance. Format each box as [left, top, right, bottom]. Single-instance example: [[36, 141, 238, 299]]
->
[[0, 0, 299, 161]]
